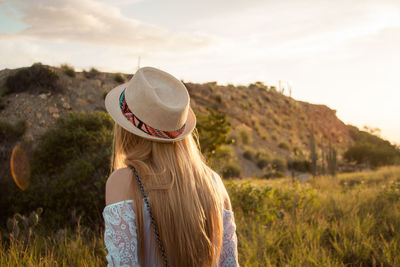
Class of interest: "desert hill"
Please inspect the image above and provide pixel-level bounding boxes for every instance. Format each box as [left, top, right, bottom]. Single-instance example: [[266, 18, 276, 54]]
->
[[0, 64, 361, 177]]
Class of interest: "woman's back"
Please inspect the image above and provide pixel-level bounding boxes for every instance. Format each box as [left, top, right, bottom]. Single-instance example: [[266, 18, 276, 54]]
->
[[104, 66, 239, 266], [103, 168, 239, 266]]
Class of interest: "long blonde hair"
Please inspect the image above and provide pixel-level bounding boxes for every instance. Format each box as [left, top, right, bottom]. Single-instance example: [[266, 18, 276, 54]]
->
[[110, 123, 223, 266]]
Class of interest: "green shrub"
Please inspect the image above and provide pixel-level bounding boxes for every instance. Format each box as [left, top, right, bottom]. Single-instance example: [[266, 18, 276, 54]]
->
[[0, 98, 6, 111], [221, 163, 241, 178], [0, 86, 9, 96], [288, 158, 311, 173], [113, 73, 125, 83], [209, 145, 234, 170], [102, 90, 108, 100], [278, 141, 290, 150], [292, 146, 304, 156], [344, 127, 400, 168], [249, 81, 267, 91], [83, 67, 100, 79], [3, 112, 114, 228], [215, 93, 222, 103], [344, 142, 400, 168], [273, 117, 280, 126], [61, 64, 75, 77], [272, 157, 287, 172], [206, 82, 217, 92], [253, 150, 272, 169], [227, 182, 276, 221], [0, 119, 26, 144], [243, 147, 256, 161], [0, 119, 28, 229], [243, 150, 252, 160], [226, 181, 318, 223], [256, 156, 270, 169], [263, 170, 285, 179], [239, 128, 252, 145], [195, 108, 231, 161], [5, 63, 60, 94], [208, 145, 241, 178]]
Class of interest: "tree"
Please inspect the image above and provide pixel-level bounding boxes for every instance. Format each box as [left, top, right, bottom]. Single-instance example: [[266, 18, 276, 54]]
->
[[344, 143, 399, 168], [344, 126, 400, 168], [195, 108, 231, 162]]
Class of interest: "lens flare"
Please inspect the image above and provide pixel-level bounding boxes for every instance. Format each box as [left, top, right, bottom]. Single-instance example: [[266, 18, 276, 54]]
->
[[11, 145, 31, 190]]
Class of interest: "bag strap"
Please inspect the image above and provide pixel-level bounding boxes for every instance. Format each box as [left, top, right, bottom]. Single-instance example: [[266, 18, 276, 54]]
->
[[128, 165, 169, 267]]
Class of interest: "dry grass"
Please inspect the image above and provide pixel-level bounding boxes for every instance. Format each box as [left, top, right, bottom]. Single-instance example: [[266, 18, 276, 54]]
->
[[226, 166, 400, 266], [1, 166, 399, 266]]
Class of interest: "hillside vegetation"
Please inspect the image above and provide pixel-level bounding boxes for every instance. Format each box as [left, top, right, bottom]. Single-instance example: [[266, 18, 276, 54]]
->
[[1, 63, 398, 179], [1, 166, 399, 266]]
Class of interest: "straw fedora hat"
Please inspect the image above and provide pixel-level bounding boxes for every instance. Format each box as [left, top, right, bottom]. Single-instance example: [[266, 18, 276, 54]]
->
[[105, 67, 196, 143]]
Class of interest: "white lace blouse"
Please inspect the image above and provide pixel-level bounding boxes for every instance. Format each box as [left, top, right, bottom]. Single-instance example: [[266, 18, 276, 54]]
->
[[103, 175, 239, 266]]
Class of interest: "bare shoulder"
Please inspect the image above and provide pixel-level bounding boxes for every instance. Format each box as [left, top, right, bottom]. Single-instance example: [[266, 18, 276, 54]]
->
[[105, 167, 135, 206], [211, 170, 232, 211]]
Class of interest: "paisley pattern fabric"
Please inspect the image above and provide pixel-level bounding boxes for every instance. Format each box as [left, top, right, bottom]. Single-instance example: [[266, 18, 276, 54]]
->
[[103, 201, 238, 266], [103, 200, 139, 266], [119, 88, 186, 139], [218, 211, 239, 266]]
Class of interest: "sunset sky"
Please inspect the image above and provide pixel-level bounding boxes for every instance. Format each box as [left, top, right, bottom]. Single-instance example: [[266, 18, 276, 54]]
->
[[0, 0, 399, 144]]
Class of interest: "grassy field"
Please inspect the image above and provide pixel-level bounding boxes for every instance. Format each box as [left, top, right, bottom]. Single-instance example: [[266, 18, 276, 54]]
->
[[1, 166, 400, 266], [230, 166, 400, 266]]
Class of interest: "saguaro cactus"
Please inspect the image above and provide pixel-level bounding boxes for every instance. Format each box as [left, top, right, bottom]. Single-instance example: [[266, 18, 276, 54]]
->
[[309, 128, 318, 177], [321, 137, 326, 175], [327, 140, 337, 177]]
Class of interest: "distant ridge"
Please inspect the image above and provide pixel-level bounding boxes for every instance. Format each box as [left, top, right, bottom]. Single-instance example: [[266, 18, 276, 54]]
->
[[0, 65, 383, 176]]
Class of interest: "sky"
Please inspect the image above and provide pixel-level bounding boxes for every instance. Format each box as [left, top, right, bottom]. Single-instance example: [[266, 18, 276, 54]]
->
[[0, 0, 399, 145]]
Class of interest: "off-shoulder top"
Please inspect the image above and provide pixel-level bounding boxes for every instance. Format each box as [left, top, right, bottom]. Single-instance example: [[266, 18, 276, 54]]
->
[[103, 172, 239, 266]]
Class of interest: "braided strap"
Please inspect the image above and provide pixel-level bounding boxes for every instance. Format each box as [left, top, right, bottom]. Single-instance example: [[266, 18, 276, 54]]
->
[[129, 165, 169, 267]]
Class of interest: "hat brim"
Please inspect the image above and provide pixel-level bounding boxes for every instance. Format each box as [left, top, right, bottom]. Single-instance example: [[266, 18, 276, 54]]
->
[[105, 82, 197, 143]]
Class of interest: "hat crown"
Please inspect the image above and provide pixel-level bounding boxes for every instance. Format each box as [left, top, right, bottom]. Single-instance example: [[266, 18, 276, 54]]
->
[[125, 67, 189, 131]]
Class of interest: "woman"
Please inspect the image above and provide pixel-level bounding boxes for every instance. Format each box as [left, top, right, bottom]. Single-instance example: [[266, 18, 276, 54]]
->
[[103, 67, 239, 266]]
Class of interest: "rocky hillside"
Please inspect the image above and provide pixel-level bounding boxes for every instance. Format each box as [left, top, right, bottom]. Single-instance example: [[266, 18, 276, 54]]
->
[[0, 64, 357, 177]]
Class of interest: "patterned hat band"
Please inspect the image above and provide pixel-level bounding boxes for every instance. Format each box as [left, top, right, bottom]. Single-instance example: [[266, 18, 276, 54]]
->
[[119, 88, 186, 139]]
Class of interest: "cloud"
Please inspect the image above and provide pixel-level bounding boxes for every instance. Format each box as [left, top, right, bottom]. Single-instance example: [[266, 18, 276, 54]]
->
[[185, 0, 400, 58], [4, 0, 211, 52], [100, 0, 145, 5]]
